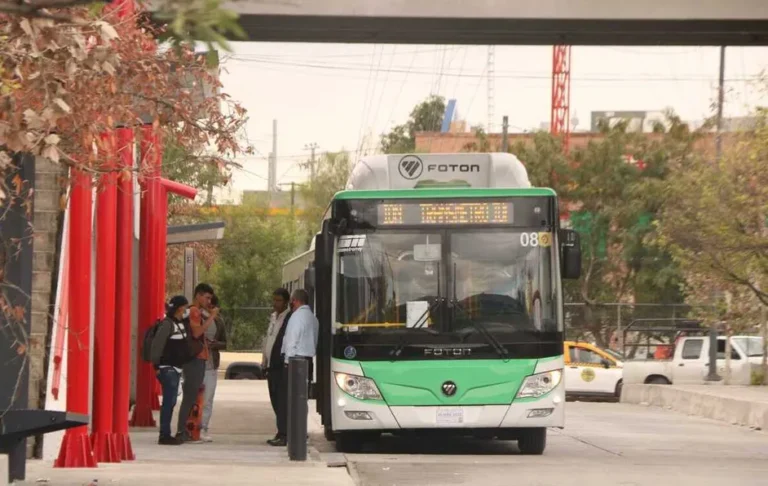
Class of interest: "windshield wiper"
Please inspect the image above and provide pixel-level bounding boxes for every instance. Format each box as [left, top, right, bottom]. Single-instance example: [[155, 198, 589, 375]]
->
[[389, 298, 441, 357], [452, 299, 509, 360], [451, 262, 508, 360]]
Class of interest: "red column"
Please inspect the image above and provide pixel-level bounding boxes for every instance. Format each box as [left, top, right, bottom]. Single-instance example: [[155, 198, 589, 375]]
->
[[55, 169, 97, 468], [90, 133, 120, 463], [148, 130, 163, 412], [113, 127, 135, 460], [129, 126, 159, 427]]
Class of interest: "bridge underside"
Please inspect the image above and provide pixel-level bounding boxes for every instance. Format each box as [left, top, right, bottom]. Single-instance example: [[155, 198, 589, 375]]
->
[[233, 17, 768, 45], [181, 0, 768, 46]]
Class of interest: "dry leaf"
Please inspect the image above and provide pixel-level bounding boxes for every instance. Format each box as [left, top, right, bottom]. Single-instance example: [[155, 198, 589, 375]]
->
[[53, 98, 71, 114], [42, 144, 60, 163]]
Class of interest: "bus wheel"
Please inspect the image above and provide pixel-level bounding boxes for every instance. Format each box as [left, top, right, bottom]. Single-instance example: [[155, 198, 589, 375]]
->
[[324, 424, 335, 442], [517, 428, 546, 455], [335, 432, 365, 453]]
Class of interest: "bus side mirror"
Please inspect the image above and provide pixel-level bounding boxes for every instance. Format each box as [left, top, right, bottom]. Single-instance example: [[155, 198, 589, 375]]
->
[[559, 229, 581, 280]]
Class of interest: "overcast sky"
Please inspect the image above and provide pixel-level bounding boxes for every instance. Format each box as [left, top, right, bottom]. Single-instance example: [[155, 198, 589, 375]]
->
[[213, 43, 767, 203]]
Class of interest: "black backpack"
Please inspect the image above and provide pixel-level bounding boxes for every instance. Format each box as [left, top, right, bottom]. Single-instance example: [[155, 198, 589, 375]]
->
[[141, 318, 166, 363]]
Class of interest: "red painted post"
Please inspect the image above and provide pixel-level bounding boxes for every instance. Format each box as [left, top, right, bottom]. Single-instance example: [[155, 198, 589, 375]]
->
[[55, 169, 97, 468], [91, 133, 121, 463], [130, 126, 159, 427], [148, 130, 163, 412], [113, 127, 135, 460]]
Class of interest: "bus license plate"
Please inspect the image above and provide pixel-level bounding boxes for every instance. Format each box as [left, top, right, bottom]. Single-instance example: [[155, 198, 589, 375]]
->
[[436, 407, 464, 425]]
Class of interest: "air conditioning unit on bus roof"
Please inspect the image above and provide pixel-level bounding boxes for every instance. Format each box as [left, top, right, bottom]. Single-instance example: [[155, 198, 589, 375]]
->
[[345, 153, 531, 191]]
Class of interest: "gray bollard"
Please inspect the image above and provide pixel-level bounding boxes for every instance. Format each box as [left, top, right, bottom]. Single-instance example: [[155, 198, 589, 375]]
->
[[287, 357, 308, 461]]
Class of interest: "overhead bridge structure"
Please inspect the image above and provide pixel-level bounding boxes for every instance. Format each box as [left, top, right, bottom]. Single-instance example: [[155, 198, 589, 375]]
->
[[171, 0, 768, 45]]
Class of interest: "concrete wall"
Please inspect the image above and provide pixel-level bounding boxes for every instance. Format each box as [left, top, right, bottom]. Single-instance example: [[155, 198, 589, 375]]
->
[[622, 384, 768, 431], [28, 156, 65, 458]]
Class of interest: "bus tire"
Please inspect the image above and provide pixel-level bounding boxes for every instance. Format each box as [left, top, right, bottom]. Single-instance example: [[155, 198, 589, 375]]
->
[[517, 428, 546, 455], [335, 432, 365, 453]]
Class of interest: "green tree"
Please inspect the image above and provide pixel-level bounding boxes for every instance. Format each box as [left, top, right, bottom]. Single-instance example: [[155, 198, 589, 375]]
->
[[297, 150, 352, 244], [163, 137, 232, 206], [657, 107, 768, 334], [207, 202, 303, 349], [380, 95, 446, 153], [461, 121, 692, 346], [563, 120, 695, 347], [2, 0, 246, 57]]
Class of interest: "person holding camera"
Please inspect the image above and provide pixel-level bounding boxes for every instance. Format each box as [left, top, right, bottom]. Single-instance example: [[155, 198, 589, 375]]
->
[[176, 283, 218, 443], [200, 293, 227, 442]]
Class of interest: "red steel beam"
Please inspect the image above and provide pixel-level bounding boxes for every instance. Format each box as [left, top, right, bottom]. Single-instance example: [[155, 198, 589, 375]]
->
[[130, 125, 160, 427], [54, 169, 97, 468], [91, 133, 121, 463], [113, 127, 136, 460]]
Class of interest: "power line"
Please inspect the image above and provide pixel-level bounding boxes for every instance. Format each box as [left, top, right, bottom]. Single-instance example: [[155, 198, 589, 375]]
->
[[223, 56, 762, 83]]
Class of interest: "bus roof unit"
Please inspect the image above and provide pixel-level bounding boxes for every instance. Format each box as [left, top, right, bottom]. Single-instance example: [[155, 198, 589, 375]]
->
[[345, 153, 531, 191]]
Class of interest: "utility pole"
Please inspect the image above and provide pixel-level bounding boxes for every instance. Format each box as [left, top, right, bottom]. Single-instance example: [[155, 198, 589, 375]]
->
[[705, 47, 726, 383], [715, 46, 726, 161], [269, 119, 278, 197], [501, 116, 509, 152], [304, 142, 318, 181]]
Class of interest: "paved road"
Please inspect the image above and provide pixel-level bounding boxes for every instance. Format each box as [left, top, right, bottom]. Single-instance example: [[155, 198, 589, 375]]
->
[[326, 402, 768, 486]]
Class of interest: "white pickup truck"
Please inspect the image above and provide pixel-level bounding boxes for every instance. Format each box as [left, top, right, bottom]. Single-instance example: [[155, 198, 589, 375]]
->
[[623, 335, 764, 386]]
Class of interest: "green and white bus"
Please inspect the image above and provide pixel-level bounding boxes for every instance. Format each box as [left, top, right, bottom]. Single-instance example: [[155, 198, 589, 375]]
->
[[282, 153, 581, 454]]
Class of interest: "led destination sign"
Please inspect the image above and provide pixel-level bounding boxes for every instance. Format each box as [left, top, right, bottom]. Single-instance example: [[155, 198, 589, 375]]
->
[[378, 201, 514, 226]]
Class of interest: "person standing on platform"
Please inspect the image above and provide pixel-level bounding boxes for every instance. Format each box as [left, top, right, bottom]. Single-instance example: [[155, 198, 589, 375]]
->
[[151, 295, 190, 445], [263, 288, 292, 444], [200, 293, 227, 442], [177, 283, 217, 443], [268, 289, 318, 447]]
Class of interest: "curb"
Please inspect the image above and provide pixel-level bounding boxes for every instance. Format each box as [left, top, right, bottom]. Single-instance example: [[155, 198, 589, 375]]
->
[[621, 384, 768, 431]]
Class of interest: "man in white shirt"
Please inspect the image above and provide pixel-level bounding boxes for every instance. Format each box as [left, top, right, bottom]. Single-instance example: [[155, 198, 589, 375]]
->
[[268, 288, 318, 447], [263, 288, 291, 444]]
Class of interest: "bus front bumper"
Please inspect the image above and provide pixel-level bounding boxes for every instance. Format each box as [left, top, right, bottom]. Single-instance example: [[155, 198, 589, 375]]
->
[[331, 382, 565, 431]]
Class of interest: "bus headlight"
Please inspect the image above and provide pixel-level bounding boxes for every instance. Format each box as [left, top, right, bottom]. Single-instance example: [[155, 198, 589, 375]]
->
[[516, 370, 562, 399], [334, 372, 383, 400]]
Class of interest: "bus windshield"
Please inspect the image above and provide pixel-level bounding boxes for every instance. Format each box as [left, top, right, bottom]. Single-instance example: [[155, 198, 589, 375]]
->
[[335, 229, 560, 339]]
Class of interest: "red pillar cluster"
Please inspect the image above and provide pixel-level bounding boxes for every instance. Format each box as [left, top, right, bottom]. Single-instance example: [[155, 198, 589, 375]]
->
[[54, 0, 197, 467]]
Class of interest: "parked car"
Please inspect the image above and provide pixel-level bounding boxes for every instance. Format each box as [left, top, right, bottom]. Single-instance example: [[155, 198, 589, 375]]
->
[[623, 335, 764, 386], [225, 361, 265, 380], [564, 340, 624, 400]]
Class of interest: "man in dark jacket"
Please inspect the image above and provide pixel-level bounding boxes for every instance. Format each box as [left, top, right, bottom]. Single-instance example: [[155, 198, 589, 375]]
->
[[262, 288, 292, 445], [150, 295, 191, 445]]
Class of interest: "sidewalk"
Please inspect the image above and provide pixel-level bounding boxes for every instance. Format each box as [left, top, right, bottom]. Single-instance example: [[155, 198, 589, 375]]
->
[[622, 383, 768, 431], [18, 381, 354, 486]]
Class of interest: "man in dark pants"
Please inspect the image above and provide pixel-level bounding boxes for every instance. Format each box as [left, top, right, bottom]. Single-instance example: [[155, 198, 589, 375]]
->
[[176, 283, 218, 443], [263, 288, 291, 444], [269, 289, 318, 447]]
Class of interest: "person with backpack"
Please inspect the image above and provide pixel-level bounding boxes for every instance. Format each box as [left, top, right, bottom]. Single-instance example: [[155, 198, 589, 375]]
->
[[176, 283, 218, 443], [149, 295, 192, 445]]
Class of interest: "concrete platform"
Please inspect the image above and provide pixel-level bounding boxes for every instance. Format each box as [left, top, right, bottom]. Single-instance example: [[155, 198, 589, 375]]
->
[[17, 382, 354, 486], [621, 384, 768, 431]]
